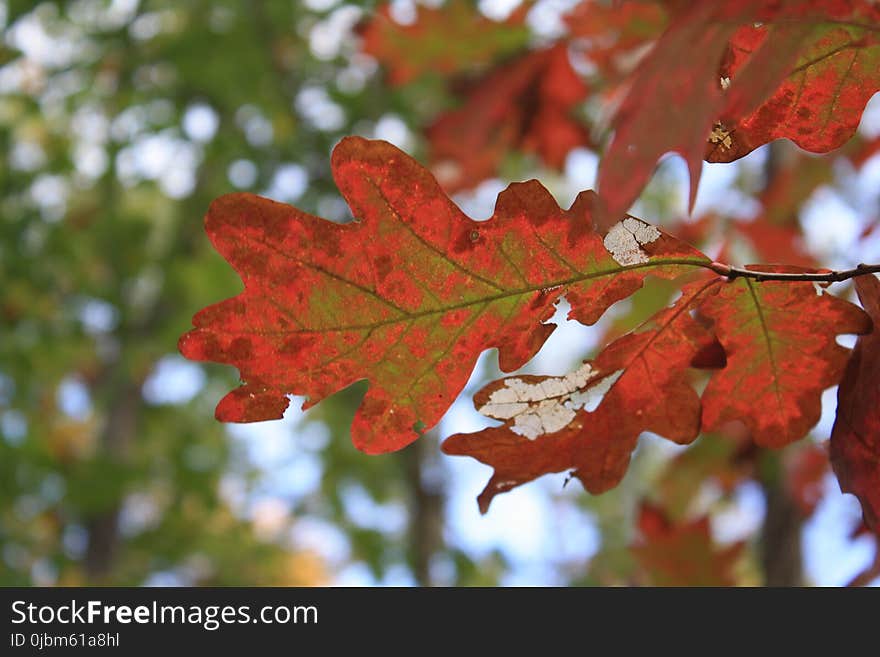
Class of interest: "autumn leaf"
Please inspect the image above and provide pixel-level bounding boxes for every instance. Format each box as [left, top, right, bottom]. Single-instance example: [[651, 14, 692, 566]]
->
[[442, 277, 719, 513], [655, 433, 753, 520], [179, 137, 707, 454], [632, 503, 745, 586], [597, 0, 879, 224], [737, 220, 817, 268], [700, 268, 871, 447], [565, 0, 668, 74], [733, 149, 832, 267], [595, 1, 802, 225], [358, 0, 531, 86], [831, 274, 880, 534], [428, 43, 590, 193], [707, 10, 880, 163]]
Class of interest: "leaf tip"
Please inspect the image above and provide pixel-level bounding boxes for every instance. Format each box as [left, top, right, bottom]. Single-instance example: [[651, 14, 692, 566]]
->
[[215, 387, 290, 423]]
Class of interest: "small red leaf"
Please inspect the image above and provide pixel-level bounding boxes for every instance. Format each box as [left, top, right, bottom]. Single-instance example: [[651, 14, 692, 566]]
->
[[358, 0, 531, 86], [564, 0, 668, 76], [831, 274, 880, 534], [633, 503, 745, 586], [700, 267, 871, 447], [427, 44, 590, 193]]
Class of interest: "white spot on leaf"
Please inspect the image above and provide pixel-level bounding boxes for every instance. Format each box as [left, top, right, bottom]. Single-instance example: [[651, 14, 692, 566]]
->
[[603, 217, 661, 266], [568, 369, 623, 412], [477, 364, 624, 440]]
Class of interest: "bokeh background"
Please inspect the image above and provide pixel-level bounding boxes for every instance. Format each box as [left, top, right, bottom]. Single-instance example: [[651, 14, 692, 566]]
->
[[2, 0, 879, 586]]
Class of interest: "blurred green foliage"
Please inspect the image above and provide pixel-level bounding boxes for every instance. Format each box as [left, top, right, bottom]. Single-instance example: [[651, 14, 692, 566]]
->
[[0, 0, 465, 586]]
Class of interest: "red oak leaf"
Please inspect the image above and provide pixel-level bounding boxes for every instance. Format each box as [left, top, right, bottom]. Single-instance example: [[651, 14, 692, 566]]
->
[[700, 267, 871, 448], [442, 277, 718, 513], [358, 0, 531, 86], [595, 0, 804, 226], [831, 274, 880, 534], [633, 503, 745, 586], [707, 7, 880, 163], [427, 43, 590, 193], [737, 220, 816, 268], [179, 137, 707, 454]]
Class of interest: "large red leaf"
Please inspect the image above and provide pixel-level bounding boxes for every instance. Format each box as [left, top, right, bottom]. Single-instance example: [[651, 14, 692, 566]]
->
[[700, 268, 871, 447], [707, 7, 880, 163], [358, 0, 531, 86], [179, 137, 707, 454], [633, 503, 745, 586], [427, 43, 590, 193], [442, 277, 719, 513], [831, 274, 880, 534]]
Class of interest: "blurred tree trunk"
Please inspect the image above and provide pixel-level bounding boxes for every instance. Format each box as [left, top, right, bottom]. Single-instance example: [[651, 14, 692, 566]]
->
[[760, 462, 804, 586], [757, 142, 804, 587], [84, 380, 141, 581], [403, 437, 444, 586]]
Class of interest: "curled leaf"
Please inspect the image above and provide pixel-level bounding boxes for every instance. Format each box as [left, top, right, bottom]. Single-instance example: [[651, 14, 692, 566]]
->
[[831, 274, 880, 534]]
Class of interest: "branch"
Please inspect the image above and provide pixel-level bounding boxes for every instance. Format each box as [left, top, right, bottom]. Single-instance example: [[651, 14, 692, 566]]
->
[[707, 261, 880, 283]]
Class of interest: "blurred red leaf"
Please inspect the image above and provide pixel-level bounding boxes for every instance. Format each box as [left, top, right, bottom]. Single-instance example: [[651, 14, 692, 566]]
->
[[851, 135, 880, 168], [428, 44, 590, 193], [179, 137, 706, 454], [655, 433, 753, 520], [633, 503, 745, 586], [737, 220, 815, 268], [358, 0, 531, 86], [565, 0, 668, 74], [700, 268, 871, 447], [734, 150, 832, 267], [831, 274, 880, 534]]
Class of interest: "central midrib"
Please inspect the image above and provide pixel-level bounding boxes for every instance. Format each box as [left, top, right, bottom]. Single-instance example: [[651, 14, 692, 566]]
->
[[744, 278, 783, 409], [268, 257, 710, 334]]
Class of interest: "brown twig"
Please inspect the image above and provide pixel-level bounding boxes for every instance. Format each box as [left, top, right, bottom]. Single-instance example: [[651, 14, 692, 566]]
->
[[707, 261, 880, 283]]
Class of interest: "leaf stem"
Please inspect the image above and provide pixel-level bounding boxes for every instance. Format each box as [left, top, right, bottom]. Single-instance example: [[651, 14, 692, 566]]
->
[[706, 261, 880, 283]]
